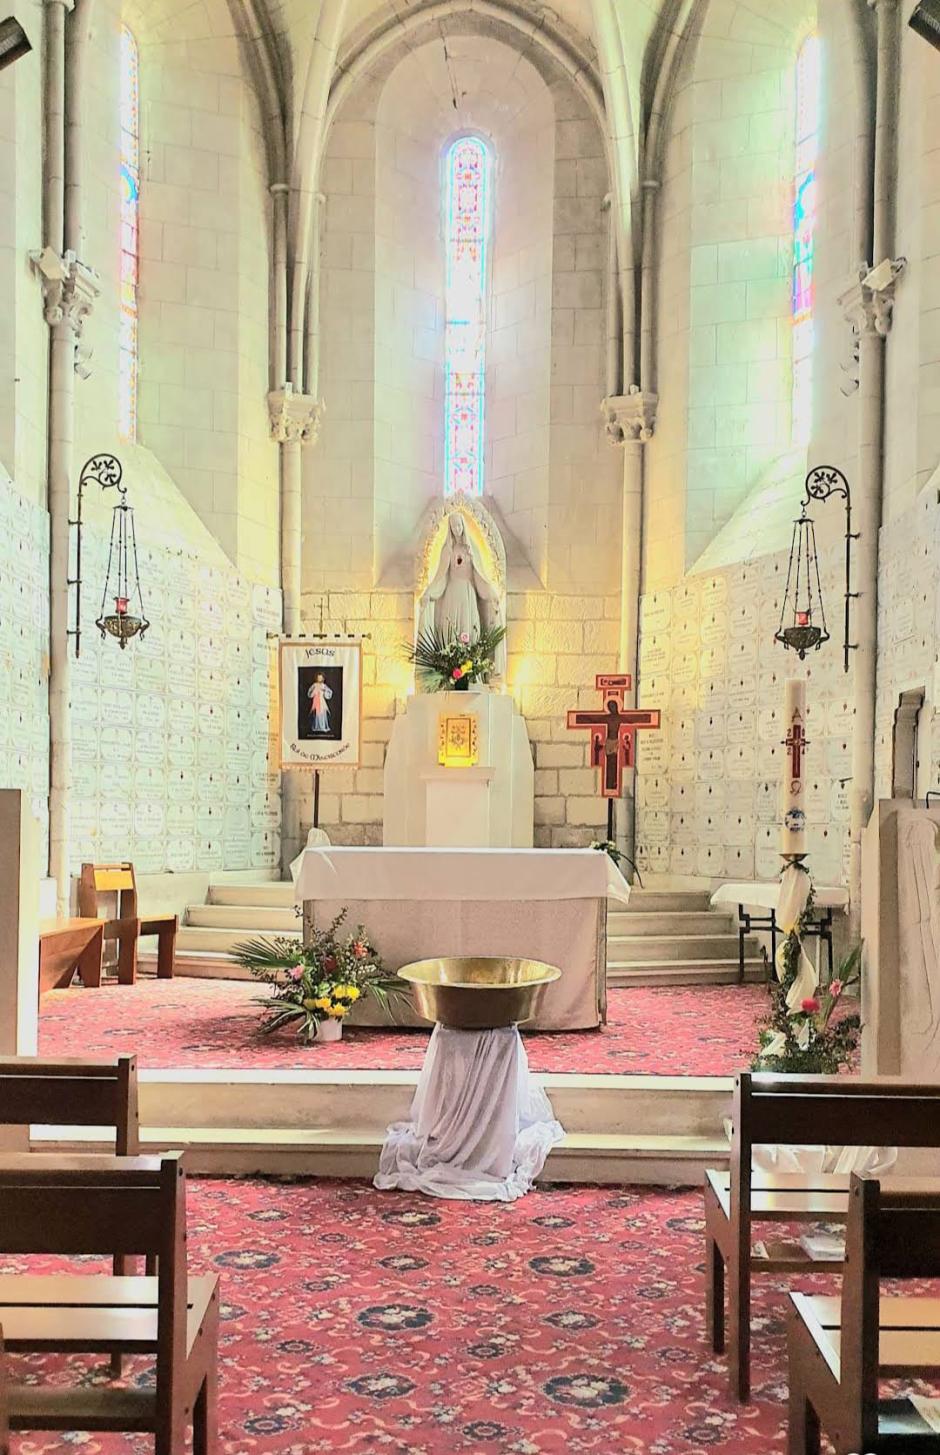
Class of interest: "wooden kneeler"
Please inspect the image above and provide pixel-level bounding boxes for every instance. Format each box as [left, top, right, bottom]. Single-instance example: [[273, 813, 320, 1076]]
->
[[0, 1152, 219, 1455], [787, 1174, 940, 1453], [704, 1073, 940, 1401], [0, 1055, 152, 1374]]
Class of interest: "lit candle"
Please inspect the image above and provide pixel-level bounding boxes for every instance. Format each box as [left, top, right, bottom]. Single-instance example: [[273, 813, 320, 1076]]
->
[[115, 596, 128, 616], [780, 679, 807, 858]]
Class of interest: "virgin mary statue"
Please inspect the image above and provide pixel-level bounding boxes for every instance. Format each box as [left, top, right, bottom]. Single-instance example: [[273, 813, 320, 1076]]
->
[[417, 512, 506, 679]]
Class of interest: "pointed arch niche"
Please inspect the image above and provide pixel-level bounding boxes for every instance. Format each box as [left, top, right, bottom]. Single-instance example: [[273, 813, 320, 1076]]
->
[[309, 24, 617, 596]]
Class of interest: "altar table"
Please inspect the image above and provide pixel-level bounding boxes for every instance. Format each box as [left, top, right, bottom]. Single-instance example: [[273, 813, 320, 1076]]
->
[[710, 880, 849, 980], [294, 847, 631, 1031]]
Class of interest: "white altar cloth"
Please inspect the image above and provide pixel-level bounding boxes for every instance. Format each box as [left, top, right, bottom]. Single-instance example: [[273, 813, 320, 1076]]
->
[[710, 881, 848, 912], [294, 846, 631, 904], [295, 847, 629, 1031], [374, 1024, 564, 1201]]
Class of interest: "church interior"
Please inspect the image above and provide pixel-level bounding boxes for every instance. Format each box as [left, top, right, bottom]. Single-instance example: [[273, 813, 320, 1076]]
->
[[1, 0, 940, 1449]]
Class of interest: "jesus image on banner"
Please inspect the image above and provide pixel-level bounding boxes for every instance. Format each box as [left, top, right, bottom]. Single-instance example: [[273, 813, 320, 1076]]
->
[[308, 673, 333, 734]]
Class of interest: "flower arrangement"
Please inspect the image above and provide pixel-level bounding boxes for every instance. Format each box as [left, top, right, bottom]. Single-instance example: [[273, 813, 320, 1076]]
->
[[232, 910, 398, 1043], [403, 623, 506, 692], [752, 880, 862, 1074]]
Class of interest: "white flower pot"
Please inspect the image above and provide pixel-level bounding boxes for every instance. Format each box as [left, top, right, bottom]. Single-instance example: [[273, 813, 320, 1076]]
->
[[315, 1018, 343, 1043]]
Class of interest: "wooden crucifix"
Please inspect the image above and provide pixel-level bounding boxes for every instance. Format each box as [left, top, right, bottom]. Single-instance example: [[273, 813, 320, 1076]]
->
[[567, 674, 661, 835]]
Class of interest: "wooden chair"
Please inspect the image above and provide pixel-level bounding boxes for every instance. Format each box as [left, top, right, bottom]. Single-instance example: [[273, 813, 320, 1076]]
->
[[78, 862, 177, 983], [787, 1173, 940, 1453], [0, 1151, 219, 1454], [704, 1072, 940, 1400], [0, 1055, 148, 1374]]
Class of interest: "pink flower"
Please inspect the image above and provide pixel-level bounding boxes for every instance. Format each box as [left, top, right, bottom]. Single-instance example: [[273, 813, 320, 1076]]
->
[[352, 939, 369, 959], [451, 667, 463, 680], [801, 997, 820, 1014], [459, 632, 470, 645], [829, 979, 843, 998], [288, 965, 305, 981]]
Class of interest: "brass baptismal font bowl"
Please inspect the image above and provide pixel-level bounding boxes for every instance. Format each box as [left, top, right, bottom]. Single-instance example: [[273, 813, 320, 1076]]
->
[[398, 956, 562, 1030]]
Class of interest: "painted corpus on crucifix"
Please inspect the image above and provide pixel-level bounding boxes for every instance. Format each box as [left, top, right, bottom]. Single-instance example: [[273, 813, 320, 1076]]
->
[[566, 674, 661, 798]]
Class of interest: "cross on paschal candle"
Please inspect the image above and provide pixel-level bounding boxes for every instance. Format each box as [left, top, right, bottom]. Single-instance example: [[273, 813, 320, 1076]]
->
[[567, 675, 662, 800], [785, 713, 807, 780]]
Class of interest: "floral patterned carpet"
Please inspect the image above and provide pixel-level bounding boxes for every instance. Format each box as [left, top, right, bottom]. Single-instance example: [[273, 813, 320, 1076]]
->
[[8, 1177, 810, 1454], [38, 978, 770, 1076]]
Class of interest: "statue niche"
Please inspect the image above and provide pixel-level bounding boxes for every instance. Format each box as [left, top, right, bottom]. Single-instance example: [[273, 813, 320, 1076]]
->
[[415, 500, 507, 684]]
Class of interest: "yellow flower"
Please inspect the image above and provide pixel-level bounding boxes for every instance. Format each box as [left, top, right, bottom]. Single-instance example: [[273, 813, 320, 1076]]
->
[[345, 986, 361, 1002], [327, 1004, 346, 1018], [461, 660, 473, 673], [302, 998, 318, 1010], [313, 996, 332, 1011]]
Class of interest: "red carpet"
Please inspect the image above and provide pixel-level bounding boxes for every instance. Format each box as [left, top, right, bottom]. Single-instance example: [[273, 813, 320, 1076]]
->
[[7, 1177, 802, 1454], [38, 978, 769, 1076]]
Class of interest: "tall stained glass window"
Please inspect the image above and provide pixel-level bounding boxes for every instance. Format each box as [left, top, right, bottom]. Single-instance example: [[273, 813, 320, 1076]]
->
[[119, 24, 140, 442], [443, 135, 491, 496], [791, 33, 820, 448]]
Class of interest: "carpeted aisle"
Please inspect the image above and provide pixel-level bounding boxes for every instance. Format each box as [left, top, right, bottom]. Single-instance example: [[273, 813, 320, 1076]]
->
[[7, 1178, 799, 1454], [38, 978, 769, 1076]]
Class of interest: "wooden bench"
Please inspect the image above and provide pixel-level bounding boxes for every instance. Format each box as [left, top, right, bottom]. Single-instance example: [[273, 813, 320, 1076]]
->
[[787, 1173, 940, 1453], [0, 1329, 7, 1455], [0, 1055, 147, 1374], [704, 1072, 940, 1401], [38, 917, 104, 994], [0, 1152, 219, 1453], [78, 863, 177, 983]]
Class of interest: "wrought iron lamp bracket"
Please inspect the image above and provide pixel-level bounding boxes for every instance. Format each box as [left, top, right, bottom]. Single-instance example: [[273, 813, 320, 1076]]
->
[[68, 453, 131, 658], [775, 465, 857, 674]]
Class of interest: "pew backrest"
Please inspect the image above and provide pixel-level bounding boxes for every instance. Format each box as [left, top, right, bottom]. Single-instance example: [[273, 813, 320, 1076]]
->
[[841, 1174, 940, 1420], [78, 862, 139, 926], [0, 1057, 140, 1153]]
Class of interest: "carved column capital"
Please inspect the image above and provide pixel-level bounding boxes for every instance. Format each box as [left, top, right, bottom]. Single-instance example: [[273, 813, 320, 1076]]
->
[[31, 247, 100, 337], [267, 385, 324, 445], [601, 389, 658, 445], [838, 258, 906, 340]]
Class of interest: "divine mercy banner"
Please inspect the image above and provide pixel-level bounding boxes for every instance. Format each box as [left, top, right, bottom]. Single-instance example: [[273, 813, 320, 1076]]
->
[[278, 638, 362, 769]]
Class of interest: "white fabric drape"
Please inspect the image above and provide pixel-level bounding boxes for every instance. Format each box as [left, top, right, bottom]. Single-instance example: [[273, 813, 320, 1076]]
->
[[374, 1025, 564, 1201]]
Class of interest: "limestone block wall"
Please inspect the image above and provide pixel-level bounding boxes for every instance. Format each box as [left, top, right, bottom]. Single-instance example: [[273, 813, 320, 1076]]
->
[[289, 585, 621, 848], [82, 1, 279, 586]]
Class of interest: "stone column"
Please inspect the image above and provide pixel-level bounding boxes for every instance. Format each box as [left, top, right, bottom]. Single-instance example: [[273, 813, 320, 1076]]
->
[[268, 385, 324, 871], [601, 390, 657, 876], [32, 248, 99, 913], [838, 260, 904, 929]]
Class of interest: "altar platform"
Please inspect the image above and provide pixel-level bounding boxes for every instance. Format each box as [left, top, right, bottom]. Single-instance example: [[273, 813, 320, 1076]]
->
[[33, 975, 772, 1182]]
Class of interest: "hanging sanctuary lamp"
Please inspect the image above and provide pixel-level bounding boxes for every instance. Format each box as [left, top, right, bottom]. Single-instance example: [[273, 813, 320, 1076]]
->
[[70, 453, 149, 656], [774, 465, 856, 673]]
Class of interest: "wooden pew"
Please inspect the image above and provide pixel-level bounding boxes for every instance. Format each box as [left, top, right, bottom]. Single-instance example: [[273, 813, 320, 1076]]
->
[[38, 918, 105, 993], [787, 1173, 940, 1453], [704, 1073, 940, 1401], [0, 1329, 8, 1455], [0, 1152, 219, 1454], [78, 862, 177, 984], [0, 1056, 146, 1374]]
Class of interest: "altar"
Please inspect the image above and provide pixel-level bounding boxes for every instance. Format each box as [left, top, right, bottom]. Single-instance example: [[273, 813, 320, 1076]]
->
[[294, 846, 630, 1030]]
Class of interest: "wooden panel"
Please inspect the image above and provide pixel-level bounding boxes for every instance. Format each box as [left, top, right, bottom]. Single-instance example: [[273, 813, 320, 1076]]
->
[[92, 870, 135, 892], [747, 1080, 940, 1148], [814, 1321, 940, 1376], [0, 1305, 160, 1352], [38, 922, 104, 995], [9, 1383, 155, 1433], [0, 1077, 123, 1129], [0, 1275, 160, 1307], [0, 1190, 165, 1255]]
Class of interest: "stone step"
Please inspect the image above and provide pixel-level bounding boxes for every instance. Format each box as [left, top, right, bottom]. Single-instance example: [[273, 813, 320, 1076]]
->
[[608, 958, 765, 987], [608, 933, 756, 962], [608, 910, 735, 936], [208, 882, 294, 909], [186, 904, 299, 932], [620, 889, 713, 912], [32, 1125, 729, 1187], [128, 1068, 731, 1138], [175, 925, 301, 956]]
